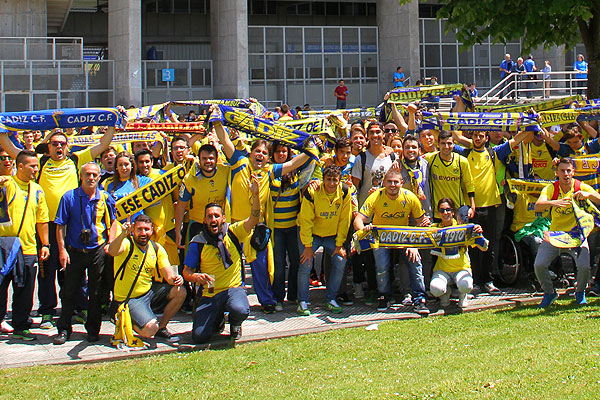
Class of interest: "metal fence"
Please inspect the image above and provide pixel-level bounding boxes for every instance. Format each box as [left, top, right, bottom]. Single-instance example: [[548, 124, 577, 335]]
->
[[0, 37, 83, 61], [142, 60, 213, 106], [0, 60, 115, 112]]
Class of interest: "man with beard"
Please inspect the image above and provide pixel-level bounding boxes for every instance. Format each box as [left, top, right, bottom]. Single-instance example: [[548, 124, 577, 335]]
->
[[108, 214, 186, 341], [182, 175, 261, 343]]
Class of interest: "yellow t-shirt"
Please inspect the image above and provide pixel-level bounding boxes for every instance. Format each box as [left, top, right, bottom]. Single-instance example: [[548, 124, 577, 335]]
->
[[432, 220, 471, 273], [510, 192, 551, 232], [143, 168, 175, 235], [113, 238, 171, 302], [530, 142, 555, 180], [0, 176, 49, 255], [38, 148, 93, 220], [464, 148, 501, 207], [538, 180, 595, 232], [425, 152, 475, 209], [183, 221, 249, 297], [179, 163, 230, 223], [298, 184, 352, 247], [359, 187, 424, 226]]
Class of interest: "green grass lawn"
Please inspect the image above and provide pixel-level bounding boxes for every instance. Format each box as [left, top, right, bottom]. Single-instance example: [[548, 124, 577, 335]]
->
[[3, 300, 600, 399]]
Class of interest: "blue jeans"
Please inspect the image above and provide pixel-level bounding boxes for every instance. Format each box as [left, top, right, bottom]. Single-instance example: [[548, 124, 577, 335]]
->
[[273, 226, 300, 302], [373, 248, 426, 303], [298, 236, 346, 302], [192, 287, 249, 344]]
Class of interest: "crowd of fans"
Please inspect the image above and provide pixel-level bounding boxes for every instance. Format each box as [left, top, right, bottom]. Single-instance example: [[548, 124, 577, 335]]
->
[[0, 90, 598, 346]]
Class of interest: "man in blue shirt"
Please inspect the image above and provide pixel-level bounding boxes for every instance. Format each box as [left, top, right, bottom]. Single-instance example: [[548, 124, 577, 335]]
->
[[393, 67, 405, 88], [574, 54, 588, 96], [53, 162, 116, 345], [523, 54, 537, 98], [499, 54, 513, 97]]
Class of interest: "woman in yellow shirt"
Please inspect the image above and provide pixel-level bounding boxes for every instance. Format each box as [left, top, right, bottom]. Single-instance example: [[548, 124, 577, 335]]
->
[[429, 197, 482, 310]]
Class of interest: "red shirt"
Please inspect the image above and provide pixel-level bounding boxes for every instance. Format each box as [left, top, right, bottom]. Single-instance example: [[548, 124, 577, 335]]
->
[[334, 85, 348, 100]]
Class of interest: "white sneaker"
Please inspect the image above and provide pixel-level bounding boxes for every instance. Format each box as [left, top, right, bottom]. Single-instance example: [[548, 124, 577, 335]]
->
[[458, 293, 468, 308], [0, 320, 13, 334], [353, 283, 365, 299], [402, 293, 413, 306]]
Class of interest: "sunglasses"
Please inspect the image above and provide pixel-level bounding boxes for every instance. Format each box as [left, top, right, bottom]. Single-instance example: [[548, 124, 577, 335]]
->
[[384, 128, 398, 133], [439, 207, 454, 213], [51, 141, 68, 147], [0, 155, 12, 161]]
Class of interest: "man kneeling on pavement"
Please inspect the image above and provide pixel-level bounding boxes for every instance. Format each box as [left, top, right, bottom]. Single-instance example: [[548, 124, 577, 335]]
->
[[107, 214, 186, 343], [182, 174, 261, 343]]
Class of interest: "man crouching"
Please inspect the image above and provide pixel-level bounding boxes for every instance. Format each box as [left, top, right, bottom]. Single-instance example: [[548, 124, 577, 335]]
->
[[108, 214, 186, 342], [183, 174, 261, 343]]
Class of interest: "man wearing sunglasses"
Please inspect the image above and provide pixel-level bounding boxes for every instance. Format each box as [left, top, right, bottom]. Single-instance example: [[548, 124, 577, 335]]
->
[[0, 127, 115, 329]]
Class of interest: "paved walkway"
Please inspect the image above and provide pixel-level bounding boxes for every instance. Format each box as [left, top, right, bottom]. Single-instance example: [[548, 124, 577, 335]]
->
[[0, 283, 543, 369]]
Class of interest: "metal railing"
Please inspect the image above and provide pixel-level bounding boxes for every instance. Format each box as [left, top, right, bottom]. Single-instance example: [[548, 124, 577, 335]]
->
[[479, 70, 588, 104], [142, 60, 213, 106], [0, 37, 83, 61], [0, 60, 115, 112]]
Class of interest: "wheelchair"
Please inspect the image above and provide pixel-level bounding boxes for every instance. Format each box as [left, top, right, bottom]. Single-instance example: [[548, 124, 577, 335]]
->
[[496, 232, 576, 291]]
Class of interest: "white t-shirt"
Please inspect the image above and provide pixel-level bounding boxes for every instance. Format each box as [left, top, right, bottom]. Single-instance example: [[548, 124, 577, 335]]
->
[[351, 150, 395, 207]]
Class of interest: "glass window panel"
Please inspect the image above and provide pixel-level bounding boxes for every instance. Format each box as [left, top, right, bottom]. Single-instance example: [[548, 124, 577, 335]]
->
[[354, 3, 366, 16], [305, 54, 322, 79], [32, 62, 58, 90], [442, 68, 457, 84], [441, 21, 456, 43], [442, 45, 457, 67], [361, 54, 377, 78], [4, 62, 30, 91], [60, 92, 85, 108], [459, 69, 475, 86], [251, 0, 266, 14], [342, 28, 359, 53], [306, 81, 324, 107], [265, 55, 284, 79], [249, 82, 265, 101], [326, 2, 339, 15], [324, 54, 341, 79], [367, 3, 376, 16], [423, 19, 439, 43], [362, 82, 379, 108], [490, 44, 506, 68], [298, 3, 310, 15], [33, 93, 57, 110], [506, 44, 521, 60], [286, 55, 303, 80], [4, 94, 28, 112], [424, 45, 441, 68], [88, 92, 111, 108], [265, 80, 285, 102], [360, 28, 377, 53], [173, 0, 188, 13], [249, 55, 265, 80], [305, 28, 322, 53], [324, 28, 340, 53], [190, 0, 205, 13], [158, 0, 171, 12], [287, 82, 304, 105], [313, 2, 325, 15], [475, 68, 490, 88], [458, 47, 473, 66], [285, 28, 302, 53], [265, 27, 283, 53], [419, 20, 424, 43], [474, 44, 489, 66], [248, 27, 264, 53], [341, 3, 353, 16], [343, 54, 359, 79]]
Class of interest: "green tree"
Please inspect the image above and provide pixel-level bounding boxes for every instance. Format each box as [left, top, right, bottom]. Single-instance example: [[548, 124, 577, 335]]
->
[[400, 0, 600, 98]]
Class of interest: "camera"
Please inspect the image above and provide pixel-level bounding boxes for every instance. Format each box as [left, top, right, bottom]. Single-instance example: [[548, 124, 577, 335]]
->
[[80, 228, 92, 244]]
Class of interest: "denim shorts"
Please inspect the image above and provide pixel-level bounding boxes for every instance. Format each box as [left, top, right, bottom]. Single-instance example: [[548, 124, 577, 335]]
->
[[128, 282, 172, 328]]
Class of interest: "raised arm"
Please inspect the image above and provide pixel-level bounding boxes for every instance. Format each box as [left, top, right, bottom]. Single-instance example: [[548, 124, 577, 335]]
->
[[89, 126, 115, 159], [243, 174, 261, 233], [107, 222, 131, 257], [212, 120, 235, 160], [0, 134, 21, 159]]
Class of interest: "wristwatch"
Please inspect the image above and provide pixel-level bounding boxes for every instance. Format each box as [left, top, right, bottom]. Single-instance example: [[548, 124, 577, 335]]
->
[[42, 244, 50, 249]]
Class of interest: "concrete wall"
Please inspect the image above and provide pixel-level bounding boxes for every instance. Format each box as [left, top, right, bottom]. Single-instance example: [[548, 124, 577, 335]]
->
[[108, 0, 142, 107], [210, 0, 249, 98], [0, 0, 47, 37], [377, 0, 420, 96]]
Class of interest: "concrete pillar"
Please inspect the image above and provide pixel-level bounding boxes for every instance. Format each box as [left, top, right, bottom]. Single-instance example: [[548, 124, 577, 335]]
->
[[0, 0, 47, 37], [108, 0, 142, 107], [210, 0, 249, 99], [377, 0, 420, 96]]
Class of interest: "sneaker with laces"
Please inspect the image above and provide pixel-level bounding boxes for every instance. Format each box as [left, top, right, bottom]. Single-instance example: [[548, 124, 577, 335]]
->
[[353, 283, 365, 299], [575, 291, 587, 305], [337, 292, 354, 306], [274, 302, 284, 312], [402, 293, 413, 306], [364, 291, 378, 306], [0, 320, 13, 334], [12, 329, 36, 341], [414, 302, 430, 316], [296, 301, 311, 316], [377, 296, 390, 311], [326, 299, 343, 314], [155, 327, 179, 342], [538, 292, 558, 308], [39, 314, 54, 329], [483, 282, 502, 295]]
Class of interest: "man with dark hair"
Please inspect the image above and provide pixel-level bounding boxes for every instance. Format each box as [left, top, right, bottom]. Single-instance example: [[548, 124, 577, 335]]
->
[[0, 150, 50, 340], [393, 67, 405, 88], [175, 144, 230, 248], [182, 175, 260, 343], [534, 158, 600, 308], [53, 162, 116, 344], [297, 164, 352, 315], [99, 146, 117, 186], [334, 79, 349, 109], [0, 127, 115, 329], [108, 214, 186, 341]]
